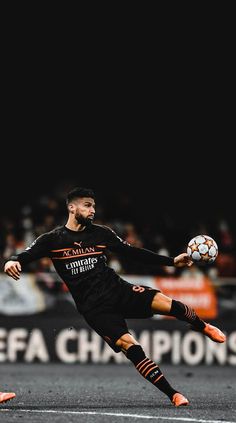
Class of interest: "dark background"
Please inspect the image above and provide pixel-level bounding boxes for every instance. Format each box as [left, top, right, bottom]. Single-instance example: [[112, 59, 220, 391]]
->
[[1, 117, 234, 230], [1, 25, 234, 232], [1, 106, 234, 216]]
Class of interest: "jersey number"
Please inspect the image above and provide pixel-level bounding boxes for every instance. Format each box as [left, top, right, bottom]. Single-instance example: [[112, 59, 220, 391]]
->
[[132, 285, 145, 293]]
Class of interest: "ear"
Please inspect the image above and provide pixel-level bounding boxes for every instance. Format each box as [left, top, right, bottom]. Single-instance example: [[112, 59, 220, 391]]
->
[[68, 203, 74, 213]]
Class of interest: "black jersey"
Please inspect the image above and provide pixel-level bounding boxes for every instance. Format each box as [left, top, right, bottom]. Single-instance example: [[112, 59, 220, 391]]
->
[[7, 224, 174, 313]]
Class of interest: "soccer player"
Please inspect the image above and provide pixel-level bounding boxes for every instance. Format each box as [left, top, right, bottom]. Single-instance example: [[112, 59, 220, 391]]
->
[[0, 391, 16, 404], [3, 187, 226, 407]]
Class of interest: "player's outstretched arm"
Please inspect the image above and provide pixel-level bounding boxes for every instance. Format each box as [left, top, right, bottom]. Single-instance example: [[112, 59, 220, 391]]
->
[[4, 260, 22, 280], [104, 226, 193, 269], [174, 253, 193, 268]]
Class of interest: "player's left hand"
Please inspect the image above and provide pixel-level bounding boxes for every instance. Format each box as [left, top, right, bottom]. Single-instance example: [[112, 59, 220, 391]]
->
[[174, 253, 193, 267]]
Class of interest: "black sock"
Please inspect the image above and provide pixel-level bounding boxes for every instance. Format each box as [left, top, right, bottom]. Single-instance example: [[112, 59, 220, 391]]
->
[[126, 345, 177, 400], [170, 299, 206, 331]]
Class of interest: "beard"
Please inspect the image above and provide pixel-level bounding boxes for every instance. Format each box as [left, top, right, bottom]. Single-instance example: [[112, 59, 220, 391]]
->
[[75, 212, 93, 227]]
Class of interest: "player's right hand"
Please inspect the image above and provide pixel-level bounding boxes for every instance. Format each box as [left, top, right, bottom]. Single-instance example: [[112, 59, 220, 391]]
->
[[4, 260, 22, 280]]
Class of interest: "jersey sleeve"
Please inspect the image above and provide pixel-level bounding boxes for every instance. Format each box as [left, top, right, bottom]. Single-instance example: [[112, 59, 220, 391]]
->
[[103, 226, 174, 266], [5, 233, 51, 266]]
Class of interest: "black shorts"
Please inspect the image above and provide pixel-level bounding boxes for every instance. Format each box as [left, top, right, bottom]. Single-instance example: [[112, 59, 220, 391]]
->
[[82, 281, 159, 353]]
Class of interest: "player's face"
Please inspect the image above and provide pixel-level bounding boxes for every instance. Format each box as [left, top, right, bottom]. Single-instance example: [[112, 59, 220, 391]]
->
[[73, 197, 95, 226]]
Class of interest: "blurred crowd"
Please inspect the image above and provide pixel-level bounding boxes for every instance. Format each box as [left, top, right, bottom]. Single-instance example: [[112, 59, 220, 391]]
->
[[1, 185, 236, 281]]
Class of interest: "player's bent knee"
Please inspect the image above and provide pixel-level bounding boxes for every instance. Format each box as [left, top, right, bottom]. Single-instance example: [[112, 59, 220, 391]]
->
[[115, 333, 139, 351], [151, 292, 172, 314]]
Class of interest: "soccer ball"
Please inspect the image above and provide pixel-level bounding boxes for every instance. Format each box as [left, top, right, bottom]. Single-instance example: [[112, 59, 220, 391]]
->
[[187, 235, 218, 263]]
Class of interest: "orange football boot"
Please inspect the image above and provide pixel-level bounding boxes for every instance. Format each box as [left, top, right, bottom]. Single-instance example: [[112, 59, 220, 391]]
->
[[0, 392, 16, 404], [172, 392, 189, 407], [203, 323, 226, 343]]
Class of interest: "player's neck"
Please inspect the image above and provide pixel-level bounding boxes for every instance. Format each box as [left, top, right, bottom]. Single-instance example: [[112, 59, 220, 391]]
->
[[65, 217, 85, 232]]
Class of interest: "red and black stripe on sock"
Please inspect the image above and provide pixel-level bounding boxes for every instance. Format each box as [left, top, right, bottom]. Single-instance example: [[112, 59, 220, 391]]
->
[[169, 299, 206, 331], [126, 345, 177, 400]]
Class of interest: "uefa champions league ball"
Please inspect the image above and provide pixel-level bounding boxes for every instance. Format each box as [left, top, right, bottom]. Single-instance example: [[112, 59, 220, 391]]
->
[[187, 235, 218, 263]]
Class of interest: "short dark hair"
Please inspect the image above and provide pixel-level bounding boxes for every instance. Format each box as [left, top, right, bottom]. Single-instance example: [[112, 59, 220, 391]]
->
[[66, 187, 95, 205]]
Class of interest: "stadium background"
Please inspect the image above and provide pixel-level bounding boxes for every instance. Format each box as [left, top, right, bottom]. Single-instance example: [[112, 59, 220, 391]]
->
[[1, 15, 235, 420], [1, 151, 236, 366], [1, 11, 235, 419]]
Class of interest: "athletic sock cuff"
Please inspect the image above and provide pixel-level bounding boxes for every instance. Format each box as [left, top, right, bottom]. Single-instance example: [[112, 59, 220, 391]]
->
[[126, 345, 146, 366]]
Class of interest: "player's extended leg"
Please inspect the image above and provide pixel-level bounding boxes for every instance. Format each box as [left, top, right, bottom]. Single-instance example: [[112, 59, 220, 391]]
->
[[151, 292, 226, 343], [0, 391, 16, 404], [116, 333, 189, 407]]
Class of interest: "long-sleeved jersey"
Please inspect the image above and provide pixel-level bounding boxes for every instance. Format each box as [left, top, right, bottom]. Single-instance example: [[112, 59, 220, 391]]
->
[[7, 224, 174, 313]]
